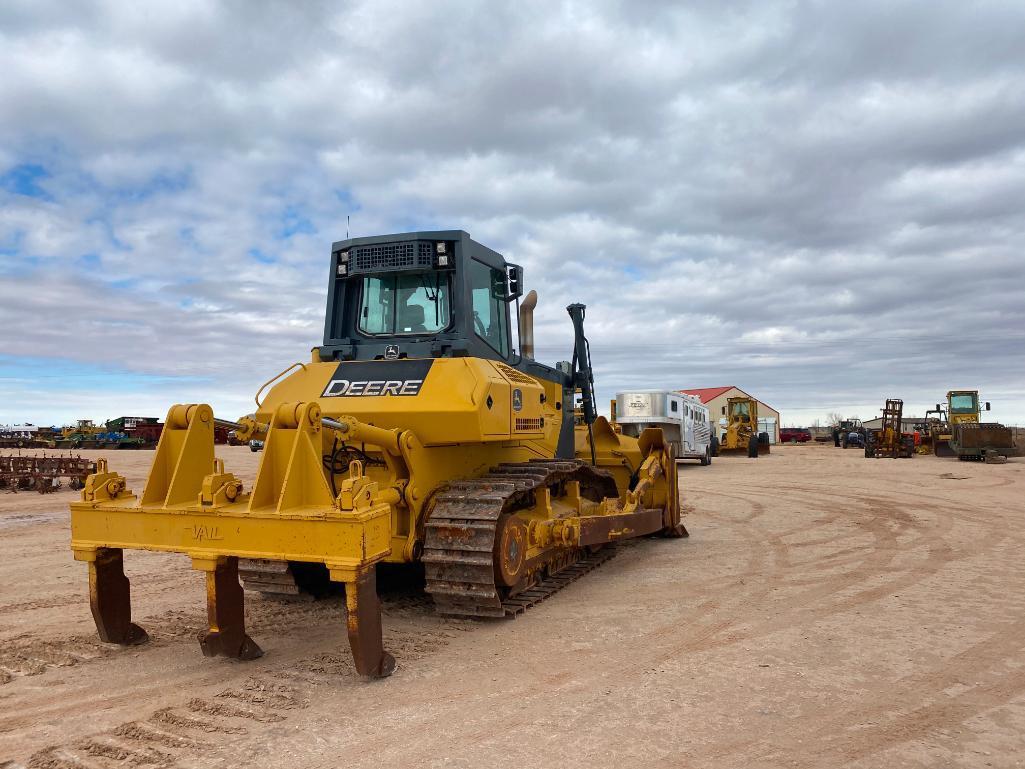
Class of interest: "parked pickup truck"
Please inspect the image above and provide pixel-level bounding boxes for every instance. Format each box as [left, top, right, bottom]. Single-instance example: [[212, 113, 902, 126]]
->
[[780, 428, 812, 443]]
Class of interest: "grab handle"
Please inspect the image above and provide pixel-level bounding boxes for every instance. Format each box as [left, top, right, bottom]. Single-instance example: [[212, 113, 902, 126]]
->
[[254, 362, 308, 408]]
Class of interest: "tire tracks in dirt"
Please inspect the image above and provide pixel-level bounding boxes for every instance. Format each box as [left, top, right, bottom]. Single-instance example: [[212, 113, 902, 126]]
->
[[10, 623, 458, 769], [0, 582, 449, 690], [684, 474, 1025, 765]]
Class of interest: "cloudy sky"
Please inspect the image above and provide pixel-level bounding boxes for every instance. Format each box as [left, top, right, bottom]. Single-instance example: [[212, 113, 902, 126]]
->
[[2, 0, 1024, 429]]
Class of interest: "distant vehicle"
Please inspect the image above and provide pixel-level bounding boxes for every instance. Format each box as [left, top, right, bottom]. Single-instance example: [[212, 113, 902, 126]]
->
[[833, 418, 865, 448], [938, 389, 1015, 461], [845, 431, 866, 449], [780, 428, 812, 443], [717, 396, 769, 457], [249, 439, 264, 452], [614, 390, 713, 465]]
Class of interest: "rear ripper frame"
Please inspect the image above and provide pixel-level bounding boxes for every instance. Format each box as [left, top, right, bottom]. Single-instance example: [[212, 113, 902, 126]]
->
[[71, 402, 397, 677]]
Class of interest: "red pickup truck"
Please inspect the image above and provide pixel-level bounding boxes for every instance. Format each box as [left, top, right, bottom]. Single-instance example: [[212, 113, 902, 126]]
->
[[780, 428, 812, 443]]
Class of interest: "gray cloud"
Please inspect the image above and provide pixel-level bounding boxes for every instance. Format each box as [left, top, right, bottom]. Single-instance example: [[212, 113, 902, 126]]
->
[[1, 0, 1024, 427]]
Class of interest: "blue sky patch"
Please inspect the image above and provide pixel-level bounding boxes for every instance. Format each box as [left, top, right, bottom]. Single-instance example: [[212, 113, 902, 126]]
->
[[0, 354, 209, 395], [0, 163, 54, 200], [249, 247, 276, 264], [622, 264, 644, 281], [278, 205, 317, 239]]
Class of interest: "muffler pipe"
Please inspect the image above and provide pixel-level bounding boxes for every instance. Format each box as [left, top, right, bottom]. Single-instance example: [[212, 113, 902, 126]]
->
[[519, 289, 537, 359]]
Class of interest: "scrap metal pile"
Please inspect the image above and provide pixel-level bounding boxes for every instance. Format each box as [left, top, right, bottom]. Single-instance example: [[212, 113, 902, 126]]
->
[[0, 453, 96, 493]]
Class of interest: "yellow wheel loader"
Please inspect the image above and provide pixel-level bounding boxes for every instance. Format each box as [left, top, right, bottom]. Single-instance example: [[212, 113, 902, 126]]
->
[[70, 231, 684, 678], [716, 396, 769, 457]]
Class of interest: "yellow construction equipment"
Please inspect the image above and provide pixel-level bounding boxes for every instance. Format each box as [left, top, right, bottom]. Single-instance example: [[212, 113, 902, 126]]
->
[[716, 396, 768, 457], [864, 398, 914, 458], [70, 231, 684, 678], [934, 390, 1015, 461]]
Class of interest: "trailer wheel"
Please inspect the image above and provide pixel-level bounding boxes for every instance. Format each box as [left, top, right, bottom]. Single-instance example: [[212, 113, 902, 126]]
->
[[747, 435, 759, 458], [709, 436, 719, 457]]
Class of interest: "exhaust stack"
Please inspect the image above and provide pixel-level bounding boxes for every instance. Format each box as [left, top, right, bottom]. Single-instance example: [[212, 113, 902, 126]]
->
[[519, 290, 537, 359]]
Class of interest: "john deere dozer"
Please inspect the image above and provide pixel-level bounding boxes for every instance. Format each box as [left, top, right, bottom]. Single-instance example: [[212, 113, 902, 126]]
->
[[70, 231, 684, 678]]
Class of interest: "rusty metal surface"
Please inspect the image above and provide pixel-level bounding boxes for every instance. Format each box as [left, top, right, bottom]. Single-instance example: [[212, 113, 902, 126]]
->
[[577, 507, 664, 546], [0, 453, 96, 493], [238, 558, 305, 596], [88, 548, 149, 646], [423, 460, 622, 619], [953, 423, 1014, 451], [345, 568, 395, 678], [198, 557, 263, 661]]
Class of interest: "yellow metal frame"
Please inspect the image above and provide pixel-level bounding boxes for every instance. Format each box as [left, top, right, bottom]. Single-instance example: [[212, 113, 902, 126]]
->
[[71, 402, 393, 578]]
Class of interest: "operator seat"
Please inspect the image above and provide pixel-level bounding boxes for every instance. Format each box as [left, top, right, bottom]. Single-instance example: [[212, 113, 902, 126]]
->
[[400, 303, 427, 333]]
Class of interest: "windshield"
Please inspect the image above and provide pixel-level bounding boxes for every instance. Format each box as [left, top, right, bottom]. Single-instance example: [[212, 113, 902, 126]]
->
[[729, 401, 750, 419], [949, 393, 978, 413], [358, 273, 451, 336]]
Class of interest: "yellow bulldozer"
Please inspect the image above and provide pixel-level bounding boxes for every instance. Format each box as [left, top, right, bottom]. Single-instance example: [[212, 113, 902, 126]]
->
[[70, 231, 684, 678], [717, 396, 769, 457]]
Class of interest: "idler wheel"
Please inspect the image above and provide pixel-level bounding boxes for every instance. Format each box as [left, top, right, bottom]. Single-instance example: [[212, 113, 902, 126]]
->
[[494, 514, 529, 587]]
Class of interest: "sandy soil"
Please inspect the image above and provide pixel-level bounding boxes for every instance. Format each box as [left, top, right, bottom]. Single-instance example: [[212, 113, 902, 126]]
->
[[1, 444, 1024, 768]]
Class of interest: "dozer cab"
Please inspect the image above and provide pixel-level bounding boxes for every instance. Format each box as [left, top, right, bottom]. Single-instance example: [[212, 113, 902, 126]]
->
[[70, 231, 685, 678], [717, 396, 768, 457], [936, 390, 1015, 461]]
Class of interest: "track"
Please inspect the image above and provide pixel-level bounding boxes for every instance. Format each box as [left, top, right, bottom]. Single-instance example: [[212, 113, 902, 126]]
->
[[423, 459, 620, 618]]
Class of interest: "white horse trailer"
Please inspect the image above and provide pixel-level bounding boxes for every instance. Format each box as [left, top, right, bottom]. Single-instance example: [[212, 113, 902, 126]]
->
[[615, 390, 713, 465]]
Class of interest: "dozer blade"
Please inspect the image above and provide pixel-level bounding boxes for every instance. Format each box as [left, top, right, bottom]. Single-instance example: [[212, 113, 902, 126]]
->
[[934, 440, 955, 458], [716, 446, 750, 457]]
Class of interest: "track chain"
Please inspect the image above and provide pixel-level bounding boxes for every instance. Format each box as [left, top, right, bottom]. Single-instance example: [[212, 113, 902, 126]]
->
[[423, 459, 620, 618]]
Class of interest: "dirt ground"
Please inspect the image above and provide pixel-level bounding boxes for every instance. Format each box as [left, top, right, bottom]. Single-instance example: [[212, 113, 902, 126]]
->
[[1, 443, 1024, 769]]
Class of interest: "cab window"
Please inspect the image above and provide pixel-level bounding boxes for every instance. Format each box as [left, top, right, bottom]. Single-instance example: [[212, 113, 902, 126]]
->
[[949, 394, 977, 413], [358, 273, 451, 336], [730, 401, 751, 420], [468, 259, 509, 356]]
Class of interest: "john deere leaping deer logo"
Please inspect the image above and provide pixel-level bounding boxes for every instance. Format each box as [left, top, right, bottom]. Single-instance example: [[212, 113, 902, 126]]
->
[[512, 388, 523, 411], [187, 525, 224, 542]]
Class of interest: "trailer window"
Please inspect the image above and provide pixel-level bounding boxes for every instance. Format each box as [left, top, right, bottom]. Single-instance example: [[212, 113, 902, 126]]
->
[[671, 401, 678, 413]]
